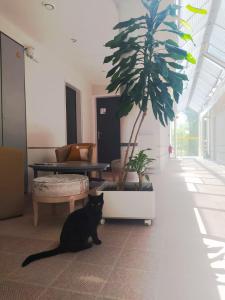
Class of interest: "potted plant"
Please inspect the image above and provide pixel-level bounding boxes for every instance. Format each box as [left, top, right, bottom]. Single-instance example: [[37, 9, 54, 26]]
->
[[126, 148, 155, 191], [98, 148, 155, 225], [97, 0, 207, 224]]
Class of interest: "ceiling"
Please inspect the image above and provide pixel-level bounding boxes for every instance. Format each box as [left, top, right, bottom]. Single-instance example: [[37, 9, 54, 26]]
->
[[0, 0, 119, 85], [1, 0, 222, 108], [0, 0, 174, 86], [178, 0, 225, 113]]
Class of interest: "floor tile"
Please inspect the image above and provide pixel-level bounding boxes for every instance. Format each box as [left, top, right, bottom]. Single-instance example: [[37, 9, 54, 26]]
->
[[0, 235, 56, 256], [39, 287, 96, 300], [99, 220, 134, 234], [116, 248, 159, 271], [124, 231, 162, 252], [0, 280, 43, 300], [100, 267, 156, 300], [76, 244, 121, 266], [97, 297, 119, 300], [0, 159, 224, 300], [8, 255, 69, 286], [98, 230, 128, 248], [51, 262, 112, 295], [0, 252, 24, 280]]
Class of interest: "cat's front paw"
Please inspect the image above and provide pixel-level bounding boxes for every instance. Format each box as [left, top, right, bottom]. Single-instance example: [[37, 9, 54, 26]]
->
[[94, 239, 102, 245]]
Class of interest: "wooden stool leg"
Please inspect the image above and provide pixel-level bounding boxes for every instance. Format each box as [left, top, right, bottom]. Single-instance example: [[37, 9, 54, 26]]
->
[[69, 200, 74, 214], [33, 200, 38, 227]]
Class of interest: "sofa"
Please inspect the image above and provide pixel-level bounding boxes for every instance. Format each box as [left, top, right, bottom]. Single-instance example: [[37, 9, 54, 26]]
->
[[0, 147, 25, 219]]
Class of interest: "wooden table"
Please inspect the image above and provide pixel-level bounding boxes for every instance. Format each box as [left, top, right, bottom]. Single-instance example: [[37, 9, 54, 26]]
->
[[29, 161, 109, 179]]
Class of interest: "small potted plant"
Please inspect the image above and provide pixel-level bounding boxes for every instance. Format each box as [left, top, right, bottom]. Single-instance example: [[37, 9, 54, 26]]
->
[[126, 149, 155, 191]]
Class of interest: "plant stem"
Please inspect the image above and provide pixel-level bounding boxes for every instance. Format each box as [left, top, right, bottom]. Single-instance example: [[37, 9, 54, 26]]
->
[[118, 109, 142, 189], [121, 111, 147, 187], [130, 111, 147, 159], [138, 173, 143, 190]]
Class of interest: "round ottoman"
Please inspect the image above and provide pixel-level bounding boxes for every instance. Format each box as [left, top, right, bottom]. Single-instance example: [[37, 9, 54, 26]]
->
[[32, 174, 89, 226]]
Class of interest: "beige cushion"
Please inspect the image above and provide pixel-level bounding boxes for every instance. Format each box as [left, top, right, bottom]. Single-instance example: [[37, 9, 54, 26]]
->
[[32, 174, 89, 197], [79, 148, 89, 160]]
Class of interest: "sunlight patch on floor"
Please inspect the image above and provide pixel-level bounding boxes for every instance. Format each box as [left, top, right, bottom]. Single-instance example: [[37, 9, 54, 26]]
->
[[194, 208, 207, 235], [186, 182, 198, 192]]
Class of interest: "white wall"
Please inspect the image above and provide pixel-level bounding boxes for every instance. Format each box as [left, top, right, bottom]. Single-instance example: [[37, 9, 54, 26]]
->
[[0, 13, 93, 144], [206, 94, 225, 164], [0, 14, 93, 189]]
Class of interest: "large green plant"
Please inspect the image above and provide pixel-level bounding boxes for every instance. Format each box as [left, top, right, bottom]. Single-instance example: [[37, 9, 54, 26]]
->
[[104, 0, 207, 188]]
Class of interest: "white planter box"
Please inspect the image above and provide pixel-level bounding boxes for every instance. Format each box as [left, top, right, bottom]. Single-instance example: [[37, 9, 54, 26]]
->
[[96, 182, 156, 225]]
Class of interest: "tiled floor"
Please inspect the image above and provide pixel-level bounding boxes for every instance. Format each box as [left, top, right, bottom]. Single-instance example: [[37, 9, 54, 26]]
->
[[0, 159, 225, 299]]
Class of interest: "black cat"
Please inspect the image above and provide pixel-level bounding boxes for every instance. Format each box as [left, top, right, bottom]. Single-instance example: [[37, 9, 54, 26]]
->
[[22, 193, 104, 267]]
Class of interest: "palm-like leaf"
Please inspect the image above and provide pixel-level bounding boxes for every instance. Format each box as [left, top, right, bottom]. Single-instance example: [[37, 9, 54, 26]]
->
[[104, 0, 206, 126]]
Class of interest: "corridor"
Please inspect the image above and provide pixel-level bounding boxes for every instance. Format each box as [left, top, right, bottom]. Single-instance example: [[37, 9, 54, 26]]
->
[[153, 158, 225, 300], [0, 158, 225, 300]]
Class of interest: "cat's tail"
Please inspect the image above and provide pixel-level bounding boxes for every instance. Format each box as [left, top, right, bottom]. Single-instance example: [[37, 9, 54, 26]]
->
[[21, 246, 63, 267]]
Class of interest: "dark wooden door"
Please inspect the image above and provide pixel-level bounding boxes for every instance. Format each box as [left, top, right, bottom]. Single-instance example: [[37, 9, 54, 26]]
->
[[66, 86, 77, 144], [97, 97, 121, 164]]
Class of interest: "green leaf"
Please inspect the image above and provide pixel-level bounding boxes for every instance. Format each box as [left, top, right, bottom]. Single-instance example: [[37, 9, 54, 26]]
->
[[150, 93, 158, 120], [103, 55, 114, 64], [159, 29, 194, 44], [163, 111, 168, 125], [165, 44, 187, 58], [179, 18, 192, 31], [118, 100, 134, 118], [113, 16, 146, 30], [180, 33, 194, 43], [154, 57, 169, 79], [168, 71, 184, 94], [154, 9, 169, 30], [166, 106, 175, 121], [163, 21, 178, 31], [160, 63, 169, 78], [168, 62, 184, 70], [148, 0, 160, 17], [158, 110, 165, 126], [173, 72, 188, 81], [173, 91, 180, 103], [185, 5, 207, 15], [168, 4, 181, 16], [165, 39, 179, 47], [186, 52, 197, 64], [106, 64, 120, 78]]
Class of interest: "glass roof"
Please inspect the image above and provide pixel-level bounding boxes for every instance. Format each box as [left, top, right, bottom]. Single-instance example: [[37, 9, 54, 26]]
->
[[177, 0, 225, 113]]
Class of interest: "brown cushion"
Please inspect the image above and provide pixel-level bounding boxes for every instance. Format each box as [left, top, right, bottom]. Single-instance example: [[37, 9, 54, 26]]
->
[[67, 145, 81, 161], [55, 145, 71, 162], [67, 145, 90, 161]]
